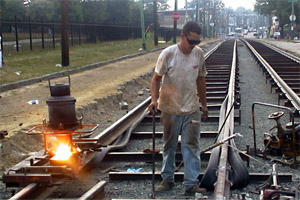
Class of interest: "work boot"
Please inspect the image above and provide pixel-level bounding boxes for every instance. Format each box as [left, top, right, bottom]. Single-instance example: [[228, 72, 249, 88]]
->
[[155, 180, 175, 191], [185, 185, 207, 194]]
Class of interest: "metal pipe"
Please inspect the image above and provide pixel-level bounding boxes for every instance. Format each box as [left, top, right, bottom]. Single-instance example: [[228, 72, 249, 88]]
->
[[61, 0, 69, 66], [14, 15, 19, 52], [151, 113, 156, 199], [173, 0, 177, 44]]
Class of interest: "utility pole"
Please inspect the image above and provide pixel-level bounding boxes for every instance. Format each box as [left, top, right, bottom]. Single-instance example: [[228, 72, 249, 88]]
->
[[292, 0, 294, 39], [173, 0, 178, 44], [185, 0, 188, 23], [196, 0, 199, 22], [0, 0, 3, 67], [139, 0, 146, 50], [212, 0, 216, 37], [299, 0, 300, 39], [61, 0, 69, 66], [203, 0, 206, 38], [289, 0, 297, 39], [153, 0, 158, 46], [207, 0, 210, 37]]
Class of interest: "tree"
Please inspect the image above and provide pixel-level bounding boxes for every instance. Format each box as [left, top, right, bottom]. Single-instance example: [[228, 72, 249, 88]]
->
[[52, 0, 83, 23], [81, 0, 108, 24], [155, 0, 169, 10], [143, 0, 169, 10], [128, 1, 141, 26], [254, 0, 277, 16], [254, 0, 294, 37], [1, 0, 27, 21], [104, 0, 131, 25], [27, 0, 55, 21]]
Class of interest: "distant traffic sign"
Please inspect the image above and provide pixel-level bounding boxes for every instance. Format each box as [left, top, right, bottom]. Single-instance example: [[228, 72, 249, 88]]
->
[[172, 12, 180, 21]]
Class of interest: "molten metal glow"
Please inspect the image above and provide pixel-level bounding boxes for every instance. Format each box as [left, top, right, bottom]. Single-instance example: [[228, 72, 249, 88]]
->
[[51, 143, 73, 161]]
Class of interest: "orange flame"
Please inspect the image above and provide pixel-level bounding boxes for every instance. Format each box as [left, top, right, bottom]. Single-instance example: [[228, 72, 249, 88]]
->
[[51, 143, 75, 161]]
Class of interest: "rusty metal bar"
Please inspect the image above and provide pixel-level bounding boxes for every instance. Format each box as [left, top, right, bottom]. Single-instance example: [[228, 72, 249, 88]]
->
[[78, 181, 107, 200], [213, 40, 238, 199], [94, 97, 150, 145], [9, 183, 39, 200]]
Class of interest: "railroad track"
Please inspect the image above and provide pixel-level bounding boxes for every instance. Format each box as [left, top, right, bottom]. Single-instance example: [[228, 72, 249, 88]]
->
[[2, 39, 297, 199], [243, 39, 300, 113]]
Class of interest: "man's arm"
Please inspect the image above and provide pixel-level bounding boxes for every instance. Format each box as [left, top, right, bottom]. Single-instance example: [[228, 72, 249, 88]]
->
[[148, 72, 162, 114], [197, 76, 208, 119]]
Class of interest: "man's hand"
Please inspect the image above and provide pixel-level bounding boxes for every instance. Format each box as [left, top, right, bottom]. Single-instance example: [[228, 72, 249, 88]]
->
[[148, 101, 158, 115], [201, 106, 208, 120]]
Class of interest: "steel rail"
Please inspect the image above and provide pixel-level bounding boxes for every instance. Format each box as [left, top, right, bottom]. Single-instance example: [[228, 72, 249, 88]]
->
[[261, 41, 300, 64], [204, 39, 224, 58], [214, 40, 238, 199], [243, 39, 300, 113], [8, 183, 38, 200], [94, 97, 150, 145]]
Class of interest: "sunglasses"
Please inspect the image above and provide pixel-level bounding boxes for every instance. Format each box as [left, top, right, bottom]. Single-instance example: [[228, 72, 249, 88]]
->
[[185, 35, 201, 45]]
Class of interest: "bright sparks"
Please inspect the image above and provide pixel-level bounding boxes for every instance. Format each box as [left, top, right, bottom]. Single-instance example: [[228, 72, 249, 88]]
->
[[51, 143, 73, 161]]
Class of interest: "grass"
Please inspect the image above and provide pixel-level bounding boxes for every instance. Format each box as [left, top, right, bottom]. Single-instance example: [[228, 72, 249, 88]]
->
[[0, 35, 173, 85]]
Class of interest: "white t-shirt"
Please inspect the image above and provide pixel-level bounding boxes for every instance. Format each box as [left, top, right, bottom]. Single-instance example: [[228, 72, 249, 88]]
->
[[155, 44, 207, 115]]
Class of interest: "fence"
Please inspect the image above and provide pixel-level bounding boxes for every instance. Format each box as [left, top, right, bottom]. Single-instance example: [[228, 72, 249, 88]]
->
[[0, 18, 178, 54]]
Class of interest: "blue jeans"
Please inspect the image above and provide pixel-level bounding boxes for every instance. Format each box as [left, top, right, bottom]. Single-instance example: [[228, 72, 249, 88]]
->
[[160, 109, 201, 189]]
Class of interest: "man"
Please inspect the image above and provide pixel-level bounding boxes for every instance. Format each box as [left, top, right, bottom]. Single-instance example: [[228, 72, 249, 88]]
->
[[148, 21, 208, 194]]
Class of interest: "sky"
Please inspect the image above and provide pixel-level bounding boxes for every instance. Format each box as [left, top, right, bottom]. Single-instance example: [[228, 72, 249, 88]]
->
[[167, 0, 256, 11]]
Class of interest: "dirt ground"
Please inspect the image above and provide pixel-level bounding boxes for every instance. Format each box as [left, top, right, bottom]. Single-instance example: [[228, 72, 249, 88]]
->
[[0, 50, 159, 174], [0, 39, 217, 176]]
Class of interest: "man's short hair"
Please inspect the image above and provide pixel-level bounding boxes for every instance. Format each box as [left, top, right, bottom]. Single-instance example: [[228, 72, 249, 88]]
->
[[182, 21, 202, 36]]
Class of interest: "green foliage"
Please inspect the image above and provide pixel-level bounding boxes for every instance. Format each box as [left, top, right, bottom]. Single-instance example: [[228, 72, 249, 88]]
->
[[254, 0, 299, 34], [81, 0, 108, 23], [28, 0, 55, 21], [254, 0, 299, 23], [105, 0, 131, 25], [128, 1, 141, 26], [254, 0, 278, 16], [51, 0, 84, 22], [68, 1, 84, 22], [144, 0, 169, 10], [157, 0, 169, 10], [0, 0, 163, 27], [1, 0, 27, 21]]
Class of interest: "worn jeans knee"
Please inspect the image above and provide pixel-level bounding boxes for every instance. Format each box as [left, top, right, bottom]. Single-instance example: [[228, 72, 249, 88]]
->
[[160, 112, 180, 182], [160, 110, 201, 186], [181, 110, 201, 187]]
